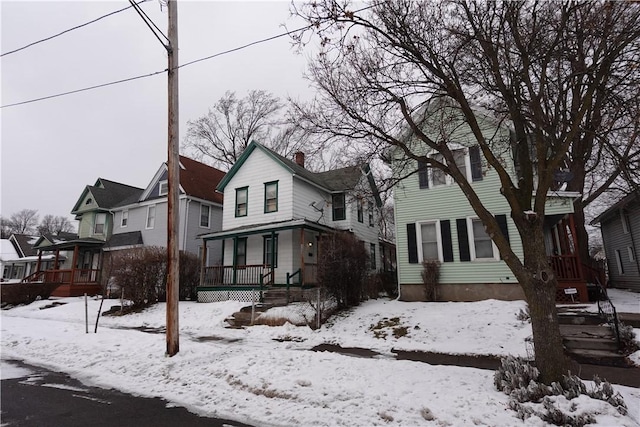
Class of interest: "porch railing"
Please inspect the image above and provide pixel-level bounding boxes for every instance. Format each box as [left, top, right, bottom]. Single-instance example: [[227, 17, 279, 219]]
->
[[203, 264, 270, 286], [22, 269, 100, 285], [548, 255, 581, 281]]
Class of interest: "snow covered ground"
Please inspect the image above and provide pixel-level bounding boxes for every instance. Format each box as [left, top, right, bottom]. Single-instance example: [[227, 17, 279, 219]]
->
[[1, 290, 639, 426]]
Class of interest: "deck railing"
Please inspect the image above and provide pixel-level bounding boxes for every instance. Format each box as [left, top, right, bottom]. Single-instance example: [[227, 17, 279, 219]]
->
[[22, 269, 100, 285], [203, 264, 270, 286], [548, 255, 582, 281]]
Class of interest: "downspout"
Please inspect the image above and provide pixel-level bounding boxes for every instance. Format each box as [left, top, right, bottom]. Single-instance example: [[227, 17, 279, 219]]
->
[[182, 198, 190, 251]]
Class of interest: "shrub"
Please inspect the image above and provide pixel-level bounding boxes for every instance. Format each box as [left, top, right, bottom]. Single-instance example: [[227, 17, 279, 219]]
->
[[108, 247, 201, 308], [317, 232, 369, 309], [495, 356, 627, 426], [421, 260, 440, 301]]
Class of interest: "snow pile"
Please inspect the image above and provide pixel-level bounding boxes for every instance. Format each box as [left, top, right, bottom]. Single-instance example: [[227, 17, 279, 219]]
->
[[2, 295, 639, 426]]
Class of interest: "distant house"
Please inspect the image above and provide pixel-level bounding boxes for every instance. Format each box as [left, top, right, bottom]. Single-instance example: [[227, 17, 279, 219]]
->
[[109, 155, 225, 265], [592, 190, 640, 292], [197, 141, 385, 302], [21, 179, 143, 297], [391, 102, 592, 302], [1, 233, 75, 283]]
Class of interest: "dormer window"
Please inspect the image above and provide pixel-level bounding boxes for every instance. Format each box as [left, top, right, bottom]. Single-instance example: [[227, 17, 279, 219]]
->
[[159, 180, 169, 196]]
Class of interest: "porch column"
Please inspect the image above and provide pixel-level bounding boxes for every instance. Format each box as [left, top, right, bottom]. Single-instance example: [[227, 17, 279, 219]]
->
[[568, 214, 584, 280], [35, 250, 42, 274], [270, 231, 275, 284], [199, 240, 208, 287], [53, 249, 60, 269], [300, 228, 305, 286], [232, 237, 238, 286], [70, 245, 79, 286]]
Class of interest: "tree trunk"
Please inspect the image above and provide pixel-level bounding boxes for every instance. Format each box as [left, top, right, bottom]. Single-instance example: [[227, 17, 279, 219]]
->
[[516, 225, 568, 384]]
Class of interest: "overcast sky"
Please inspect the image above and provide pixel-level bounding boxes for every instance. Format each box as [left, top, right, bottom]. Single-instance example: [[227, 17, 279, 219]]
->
[[1, 0, 315, 224]]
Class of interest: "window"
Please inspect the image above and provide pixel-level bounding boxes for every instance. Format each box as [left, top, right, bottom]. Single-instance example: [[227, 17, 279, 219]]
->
[[85, 198, 92, 205], [264, 181, 278, 213], [146, 205, 156, 229], [159, 180, 169, 196], [423, 147, 481, 188], [615, 249, 625, 275], [469, 145, 483, 181], [621, 211, 629, 234], [628, 246, 636, 263], [431, 153, 447, 186], [121, 210, 128, 227], [200, 204, 210, 228], [468, 217, 498, 260], [370, 243, 376, 270], [235, 187, 248, 217], [235, 237, 247, 266], [263, 235, 278, 267], [418, 221, 441, 261], [94, 213, 106, 235], [418, 161, 429, 189], [357, 198, 364, 223], [368, 201, 374, 226], [332, 193, 346, 221]]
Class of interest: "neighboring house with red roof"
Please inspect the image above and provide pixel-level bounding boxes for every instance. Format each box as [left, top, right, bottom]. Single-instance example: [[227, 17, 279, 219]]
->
[[109, 156, 225, 266]]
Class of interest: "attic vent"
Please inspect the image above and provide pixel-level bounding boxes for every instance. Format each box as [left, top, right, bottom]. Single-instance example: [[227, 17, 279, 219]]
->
[[86, 198, 92, 205]]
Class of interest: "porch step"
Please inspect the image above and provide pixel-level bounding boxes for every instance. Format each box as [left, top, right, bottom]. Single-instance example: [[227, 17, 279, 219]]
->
[[559, 324, 616, 340], [557, 313, 605, 326], [564, 349, 630, 368], [563, 336, 618, 351]]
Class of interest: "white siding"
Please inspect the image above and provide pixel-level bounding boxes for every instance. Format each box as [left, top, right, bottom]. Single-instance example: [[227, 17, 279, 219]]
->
[[222, 149, 295, 230]]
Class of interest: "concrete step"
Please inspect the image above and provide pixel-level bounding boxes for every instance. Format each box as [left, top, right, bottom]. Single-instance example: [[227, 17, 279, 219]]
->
[[559, 324, 615, 339], [565, 349, 630, 368], [557, 313, 605, 326], [619, 312, 640, 328], [563, 336, 619, 351]]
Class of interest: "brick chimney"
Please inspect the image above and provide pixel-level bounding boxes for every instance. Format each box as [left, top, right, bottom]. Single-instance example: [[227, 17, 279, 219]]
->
[[294, 151, 305, 168]]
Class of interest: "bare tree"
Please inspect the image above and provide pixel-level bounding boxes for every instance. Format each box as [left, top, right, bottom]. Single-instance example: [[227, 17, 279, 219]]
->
[[37, 215, 75, 235], [4, 209, 40, 235], [292, 0, 640, 383], [182, 90, 285, 170]]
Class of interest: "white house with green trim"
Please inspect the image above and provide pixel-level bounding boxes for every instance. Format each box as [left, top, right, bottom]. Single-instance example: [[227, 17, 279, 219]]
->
[[197, 141, 385, 302], [392, 104, 587, 302]]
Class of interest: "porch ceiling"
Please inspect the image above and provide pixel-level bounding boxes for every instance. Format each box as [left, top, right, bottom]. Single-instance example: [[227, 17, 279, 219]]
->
[[199, 219, 337, 241]]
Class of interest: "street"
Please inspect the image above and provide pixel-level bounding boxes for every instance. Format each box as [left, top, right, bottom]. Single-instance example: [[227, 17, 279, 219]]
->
[[1, 359, 253, 427]]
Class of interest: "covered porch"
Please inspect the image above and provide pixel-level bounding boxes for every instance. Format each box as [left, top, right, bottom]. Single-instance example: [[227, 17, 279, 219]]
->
[[197, 219, 336, 302], [21, 239, 104, 297], [545, 213, 604, 303]]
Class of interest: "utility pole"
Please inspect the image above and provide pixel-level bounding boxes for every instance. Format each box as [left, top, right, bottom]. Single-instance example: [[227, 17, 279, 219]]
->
[[166, 0, 180, 356]]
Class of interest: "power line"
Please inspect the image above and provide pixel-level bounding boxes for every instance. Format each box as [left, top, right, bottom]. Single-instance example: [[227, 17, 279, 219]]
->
[[0, 70, 167, 109], [1, 0, 150, 58], [1, 4, 378, 109], [128, 0, 170, 50]]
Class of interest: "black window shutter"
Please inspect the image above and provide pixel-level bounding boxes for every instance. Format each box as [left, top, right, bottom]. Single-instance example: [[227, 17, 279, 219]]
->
[[407, 223, 418, 264], [470, 145, 483, 182], [441, 220, 454, 262], [418, 161, 429, 189], [495, 214, 510, 244], [457, 218, 471, 262]]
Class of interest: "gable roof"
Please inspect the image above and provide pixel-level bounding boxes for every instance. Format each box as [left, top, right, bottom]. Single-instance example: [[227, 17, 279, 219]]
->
[[71, 178, 144, 214], [33, 232, 79, 250], [591, 190, 640, 225], [9, 234, 39, 257], [1, 239, 20, 261], [134, 156, 225, 205], [217, 142, 378, 201], [178, 156, 225, 204]]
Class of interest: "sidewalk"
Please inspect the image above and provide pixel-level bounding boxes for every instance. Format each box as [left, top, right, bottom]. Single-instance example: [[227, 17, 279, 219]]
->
[[312, 344, 640, 388]]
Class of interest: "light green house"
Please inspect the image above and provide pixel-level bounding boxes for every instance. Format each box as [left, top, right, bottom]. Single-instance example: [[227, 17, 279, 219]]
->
[[392, 104, 582, 302]]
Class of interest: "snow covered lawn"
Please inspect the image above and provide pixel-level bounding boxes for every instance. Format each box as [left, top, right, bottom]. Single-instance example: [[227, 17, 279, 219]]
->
[[2, 294, 639, 426]]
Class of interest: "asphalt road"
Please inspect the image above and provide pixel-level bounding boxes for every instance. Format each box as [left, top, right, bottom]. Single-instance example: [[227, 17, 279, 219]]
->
[[1, 360, 253, 427]]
